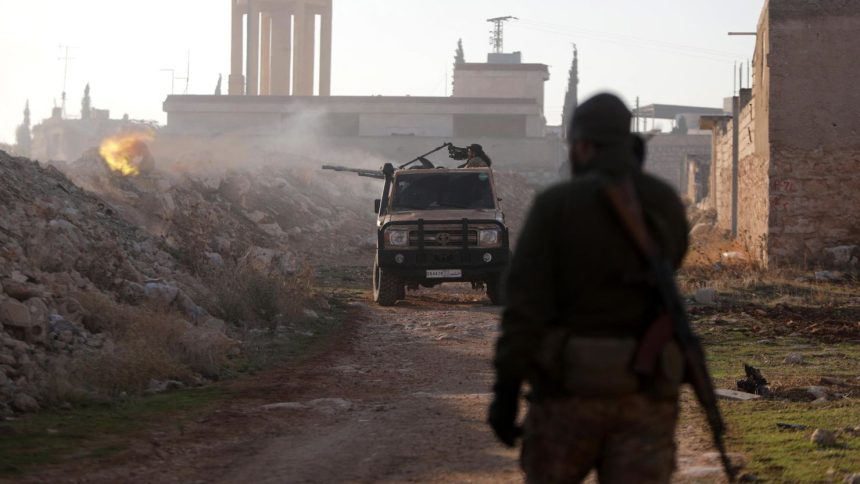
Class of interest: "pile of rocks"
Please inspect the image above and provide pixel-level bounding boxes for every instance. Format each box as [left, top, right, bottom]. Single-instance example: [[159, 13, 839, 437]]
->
[[0, 151, 236, 414]]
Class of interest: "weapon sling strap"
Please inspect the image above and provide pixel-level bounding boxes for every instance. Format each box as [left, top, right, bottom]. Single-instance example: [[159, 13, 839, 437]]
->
[[602, 175, 737, 483]]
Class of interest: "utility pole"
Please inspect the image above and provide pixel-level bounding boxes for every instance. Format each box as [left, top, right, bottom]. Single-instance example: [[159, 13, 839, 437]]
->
[[176, 50, 191, 95], [58, 45, 76, 117], [161, 68, 176, 95], [487, 16, 517, 54]]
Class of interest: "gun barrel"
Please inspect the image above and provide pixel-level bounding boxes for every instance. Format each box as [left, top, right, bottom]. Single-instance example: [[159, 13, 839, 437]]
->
[[321, 165, 385, 179]]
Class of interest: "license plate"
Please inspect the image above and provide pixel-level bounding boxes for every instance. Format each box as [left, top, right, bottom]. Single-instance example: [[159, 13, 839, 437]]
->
[[427, 269, 462, 279]]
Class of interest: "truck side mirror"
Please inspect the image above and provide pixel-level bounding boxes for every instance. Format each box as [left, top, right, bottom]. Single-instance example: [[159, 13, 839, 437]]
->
[[374, 199, 381, 213]]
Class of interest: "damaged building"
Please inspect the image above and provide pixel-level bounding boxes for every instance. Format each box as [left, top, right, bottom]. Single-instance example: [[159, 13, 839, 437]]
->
[[701, 0, 860, 267], [162, 0, 564, 179]]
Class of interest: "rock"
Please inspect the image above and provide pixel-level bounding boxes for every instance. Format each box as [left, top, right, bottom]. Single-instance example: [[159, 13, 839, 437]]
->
[[679, 467, 725, 479], [23, 298, 48, 342], [307, 398, 353, 414], [694, 287, 717, 305], [145, 379, 185, 394], [204, 251, 224, 267], [48, 314, 79, 335], [0, 353, 14, 366], [0, 299, 31, 328], [844, 473, 860, 484], [814, 271, 845, 282], [302, 309, 320, 321], [202, 317, 227, 333], [12, 393, 39, 412], [261, 402, 307, 411], [1, 280, 46, 301], [176, 292, 206, 321], [690, 222, 711, 238], [715, 389, 762, 401], [784, 353, 805, 365], [823, 245, 859, 267], [143, 282, 179, 307], [811, 428, 837, 447], [806, 386, 830, 400], [721, 251, 747, 262]]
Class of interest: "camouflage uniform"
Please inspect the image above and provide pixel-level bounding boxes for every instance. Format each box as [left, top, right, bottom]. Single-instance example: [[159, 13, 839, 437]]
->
[[463, 157, 489, 168], [488, 93, 689, 483], [521, 394, 678, 483]]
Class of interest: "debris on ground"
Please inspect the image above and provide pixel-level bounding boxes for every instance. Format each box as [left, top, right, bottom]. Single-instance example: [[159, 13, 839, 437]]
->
[[736, 364, 770, 396], [716, 389, 762, 401], [777, 423, 809, 431]]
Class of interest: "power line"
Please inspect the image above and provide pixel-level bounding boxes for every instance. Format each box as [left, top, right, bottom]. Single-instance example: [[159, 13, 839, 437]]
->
[[516, 18, 747, 63]]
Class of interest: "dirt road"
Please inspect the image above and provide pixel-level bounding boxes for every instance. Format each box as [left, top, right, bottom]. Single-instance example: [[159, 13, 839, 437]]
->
[[21, 274, 731, 483]]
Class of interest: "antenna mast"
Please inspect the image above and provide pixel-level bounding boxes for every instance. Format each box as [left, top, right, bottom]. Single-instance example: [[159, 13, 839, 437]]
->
[[487, 16, 517, 54], [58, 45, 76, 117]]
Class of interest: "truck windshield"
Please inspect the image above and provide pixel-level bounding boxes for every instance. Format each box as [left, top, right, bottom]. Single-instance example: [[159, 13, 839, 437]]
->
[[391, 172, 495, 211]]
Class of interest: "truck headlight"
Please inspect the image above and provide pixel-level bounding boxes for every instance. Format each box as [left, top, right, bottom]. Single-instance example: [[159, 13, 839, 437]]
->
[[385, 229, 409, 247], [478, 229, 500, 247]]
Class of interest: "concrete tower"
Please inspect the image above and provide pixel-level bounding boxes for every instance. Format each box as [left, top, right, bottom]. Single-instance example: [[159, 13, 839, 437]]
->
[[228, 0, 333, 96]]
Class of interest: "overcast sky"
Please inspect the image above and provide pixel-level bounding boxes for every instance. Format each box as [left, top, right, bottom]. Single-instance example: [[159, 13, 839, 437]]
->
[[0, 0, 764, 144]]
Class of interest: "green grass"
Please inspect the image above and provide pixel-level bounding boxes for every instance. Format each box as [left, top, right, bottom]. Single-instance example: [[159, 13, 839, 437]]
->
[[693, 313, 860, 482], [723, 401, 860, 483], [0, 386, 227, 476], [0, 270, 361, 478]]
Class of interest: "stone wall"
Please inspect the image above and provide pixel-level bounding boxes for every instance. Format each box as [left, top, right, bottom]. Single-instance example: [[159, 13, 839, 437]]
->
[[736, 92, 769, 264], [644, 134, 711, 192], [766, 1, 860, 265], [711, 120, 733, 232]]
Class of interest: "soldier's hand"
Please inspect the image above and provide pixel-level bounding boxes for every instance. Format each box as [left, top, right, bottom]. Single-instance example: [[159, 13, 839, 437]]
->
[[487, 379, 522, 447]]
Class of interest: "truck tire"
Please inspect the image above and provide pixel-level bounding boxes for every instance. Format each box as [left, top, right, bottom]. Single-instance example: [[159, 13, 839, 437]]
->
[[373, 255, 400, 306], [486, 276, 504, 306]]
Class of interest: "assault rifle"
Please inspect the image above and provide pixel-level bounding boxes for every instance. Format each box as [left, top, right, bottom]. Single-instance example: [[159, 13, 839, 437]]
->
[[603, 176, 737, 483]]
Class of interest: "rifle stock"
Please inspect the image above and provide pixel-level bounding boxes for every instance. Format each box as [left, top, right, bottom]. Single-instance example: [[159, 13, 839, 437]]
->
[[604, 178, 737, 483]]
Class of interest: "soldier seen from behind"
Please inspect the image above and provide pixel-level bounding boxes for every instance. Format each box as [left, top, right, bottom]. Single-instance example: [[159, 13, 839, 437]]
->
[[487, 93, 694, 483]]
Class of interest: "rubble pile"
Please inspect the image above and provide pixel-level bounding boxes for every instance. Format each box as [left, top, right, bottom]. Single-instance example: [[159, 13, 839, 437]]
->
[[0, 150, 239, 414], [0, 145, 539, 415], [63, 151, 382, 268]]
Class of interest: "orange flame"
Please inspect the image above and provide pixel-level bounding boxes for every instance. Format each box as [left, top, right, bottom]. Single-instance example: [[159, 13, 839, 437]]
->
[[98, 131, 154, 176]]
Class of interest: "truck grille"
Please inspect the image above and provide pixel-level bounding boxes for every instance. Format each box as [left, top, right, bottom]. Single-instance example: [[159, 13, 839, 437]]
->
[[409, 228, 478, 248]]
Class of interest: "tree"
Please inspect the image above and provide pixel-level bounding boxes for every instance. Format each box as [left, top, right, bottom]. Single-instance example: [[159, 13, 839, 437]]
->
[[81, 83, 92, 119], [454, 39, 465, 65], [672, 115, 689, 135], [15, 101, 31, 157]]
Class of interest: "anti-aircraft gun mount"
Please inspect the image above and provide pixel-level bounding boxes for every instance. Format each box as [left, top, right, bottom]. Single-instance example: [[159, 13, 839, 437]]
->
[[321, 142, 473, 180], [322, 143, 511, 307]]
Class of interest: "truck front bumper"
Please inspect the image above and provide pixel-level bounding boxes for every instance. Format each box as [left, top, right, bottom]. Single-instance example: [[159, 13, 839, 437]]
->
[[378, 247, 510, 282]]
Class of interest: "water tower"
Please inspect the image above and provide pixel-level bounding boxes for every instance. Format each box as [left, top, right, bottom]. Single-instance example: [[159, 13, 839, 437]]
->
[[228, 0, 333, 96]]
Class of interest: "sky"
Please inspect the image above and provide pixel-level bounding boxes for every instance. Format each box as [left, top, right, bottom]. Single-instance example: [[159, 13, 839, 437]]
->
[[0, 0, 764, 145]]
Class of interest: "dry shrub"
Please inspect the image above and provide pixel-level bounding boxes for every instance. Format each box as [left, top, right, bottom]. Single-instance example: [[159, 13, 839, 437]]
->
[[73, 290, 236, 397], [208, 264, 314, 331]]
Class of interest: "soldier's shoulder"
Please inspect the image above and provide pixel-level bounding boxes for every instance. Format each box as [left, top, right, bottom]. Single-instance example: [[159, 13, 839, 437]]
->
[[637, 172, 685, 206]]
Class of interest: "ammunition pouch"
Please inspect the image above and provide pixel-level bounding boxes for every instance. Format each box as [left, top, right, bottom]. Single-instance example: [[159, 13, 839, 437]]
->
[[537, 332, 684, 399]]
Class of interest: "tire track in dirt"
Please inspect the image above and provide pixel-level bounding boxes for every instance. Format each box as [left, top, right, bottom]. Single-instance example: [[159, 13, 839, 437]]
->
[[18, 281, 731, 483]]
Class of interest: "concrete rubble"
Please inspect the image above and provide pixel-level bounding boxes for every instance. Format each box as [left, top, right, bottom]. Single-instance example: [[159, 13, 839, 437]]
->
[[0, 147, 539, 415]]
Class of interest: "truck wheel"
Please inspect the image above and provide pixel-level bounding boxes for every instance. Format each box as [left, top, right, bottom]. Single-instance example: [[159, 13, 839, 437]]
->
[[486, 276, 504, 306], [373, 255, 400, 306]]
